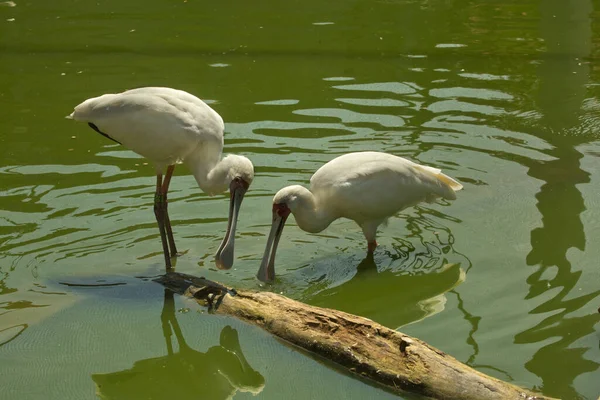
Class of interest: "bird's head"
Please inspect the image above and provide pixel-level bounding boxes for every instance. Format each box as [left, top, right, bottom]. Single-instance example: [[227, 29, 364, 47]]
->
[[225, 154, 254, 190], [271, 185, 310, 216]]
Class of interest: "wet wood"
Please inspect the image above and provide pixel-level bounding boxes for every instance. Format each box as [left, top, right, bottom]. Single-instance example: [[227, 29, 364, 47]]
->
[[154, 272, 556, 400]]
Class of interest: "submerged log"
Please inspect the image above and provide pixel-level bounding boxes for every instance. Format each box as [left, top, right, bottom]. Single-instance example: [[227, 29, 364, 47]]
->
[[154, 272, 556, 400]]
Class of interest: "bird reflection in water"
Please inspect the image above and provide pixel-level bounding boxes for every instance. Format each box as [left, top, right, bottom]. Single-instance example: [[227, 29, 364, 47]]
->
[[305, 206, 469, 329], [92, 289, 265, 400]]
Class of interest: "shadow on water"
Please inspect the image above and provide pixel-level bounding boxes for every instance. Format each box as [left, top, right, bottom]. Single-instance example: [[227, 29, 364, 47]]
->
[[308, 255, 464, 330], [400, 208, 511, 380], [0, 270, 16, 296], [514, 0, 600, 398], [305, 208, 469, 329], [92, 289, 265, 400], [450, 289, 517, 383]]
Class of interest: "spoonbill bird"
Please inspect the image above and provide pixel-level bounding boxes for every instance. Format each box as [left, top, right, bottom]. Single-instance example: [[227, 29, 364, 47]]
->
[[257, 151, 462, 282], [68, 87, 254, 270]]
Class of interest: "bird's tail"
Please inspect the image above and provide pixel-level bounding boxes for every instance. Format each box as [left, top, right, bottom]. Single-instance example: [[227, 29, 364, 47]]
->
[[416, 164, 463, 201], [437, 172, 463, 192], [433, 172, 462, 201]]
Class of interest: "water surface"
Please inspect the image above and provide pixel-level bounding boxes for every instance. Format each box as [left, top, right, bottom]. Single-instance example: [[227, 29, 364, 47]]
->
[[1, 0, 600, 399]]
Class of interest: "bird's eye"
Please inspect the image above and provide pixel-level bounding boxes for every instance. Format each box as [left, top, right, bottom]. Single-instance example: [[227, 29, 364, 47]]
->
[[273, 203, 291, 218]]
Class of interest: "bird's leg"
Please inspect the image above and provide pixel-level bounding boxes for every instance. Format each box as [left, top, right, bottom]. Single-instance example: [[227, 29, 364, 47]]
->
[[367, 241, 378, 253], [154, 173, 172, 269], [161, 165, 178, 257], [362, 223, 379, 253]]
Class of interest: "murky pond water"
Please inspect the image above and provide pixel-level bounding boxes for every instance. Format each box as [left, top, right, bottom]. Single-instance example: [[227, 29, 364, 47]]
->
[[1, 0, 600, 399]]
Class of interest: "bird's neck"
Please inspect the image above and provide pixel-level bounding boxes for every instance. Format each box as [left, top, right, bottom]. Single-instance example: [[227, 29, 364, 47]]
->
[[185, 151, 229, 195], [293, 193, 336, 234]]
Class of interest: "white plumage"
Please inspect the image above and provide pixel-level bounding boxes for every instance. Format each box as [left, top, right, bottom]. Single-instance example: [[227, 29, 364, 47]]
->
[[68, 87, 254, 270], [257, 151, 462, 282]]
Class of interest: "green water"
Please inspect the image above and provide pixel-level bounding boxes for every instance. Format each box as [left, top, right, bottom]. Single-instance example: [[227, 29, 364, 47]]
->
[[1, 0, 600, 399]]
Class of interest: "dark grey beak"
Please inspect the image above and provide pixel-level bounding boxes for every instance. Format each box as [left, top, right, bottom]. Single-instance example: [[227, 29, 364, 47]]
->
[[257, 209, 287, 282], [215, 181, 247, 269]]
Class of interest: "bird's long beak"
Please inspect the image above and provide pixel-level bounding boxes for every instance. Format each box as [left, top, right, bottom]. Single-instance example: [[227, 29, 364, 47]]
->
[[257, 207, 288, 283], [215, 180, 248, 269]]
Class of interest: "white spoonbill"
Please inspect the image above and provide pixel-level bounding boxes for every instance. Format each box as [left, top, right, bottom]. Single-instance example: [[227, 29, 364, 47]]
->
[[257, 151, 462, 282], [68, 87, 254, 270]]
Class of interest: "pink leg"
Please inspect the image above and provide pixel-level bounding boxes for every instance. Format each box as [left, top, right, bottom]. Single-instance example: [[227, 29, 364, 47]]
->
[[367, 240, 378, 253], [362, 222, 379, 254]]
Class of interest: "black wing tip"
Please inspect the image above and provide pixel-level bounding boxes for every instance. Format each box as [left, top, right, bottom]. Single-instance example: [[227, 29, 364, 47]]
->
[[88, 122, 122, 145]]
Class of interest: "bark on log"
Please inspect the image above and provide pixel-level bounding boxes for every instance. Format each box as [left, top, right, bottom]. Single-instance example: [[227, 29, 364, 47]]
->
[[154, 272, 556, 400]]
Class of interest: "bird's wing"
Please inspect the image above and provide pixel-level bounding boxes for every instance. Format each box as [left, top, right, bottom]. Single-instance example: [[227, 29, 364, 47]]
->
[[122, 87, 221, 119], [310, 152, 461, 222], [413, 164, 463, 193], [70, 90, 224, 166]]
